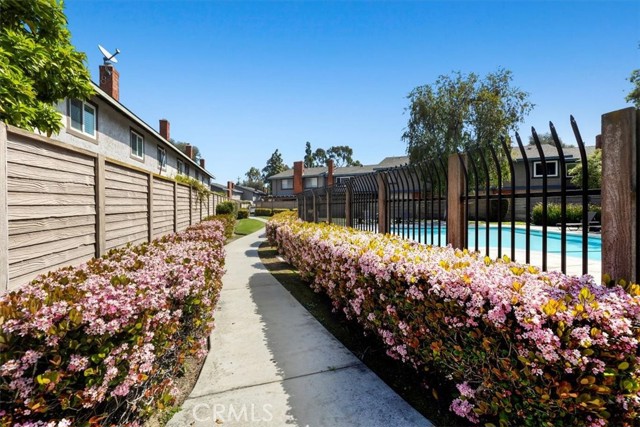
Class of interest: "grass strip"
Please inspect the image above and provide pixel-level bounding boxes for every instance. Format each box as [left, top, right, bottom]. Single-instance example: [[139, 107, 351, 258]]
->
[[234, 218, 266, 236]]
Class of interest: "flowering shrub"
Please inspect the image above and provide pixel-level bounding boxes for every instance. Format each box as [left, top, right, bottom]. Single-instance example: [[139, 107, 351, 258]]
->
[[0, 220, 226, 427], [204, 213, 236, 240], [267, 212, 640, 427]]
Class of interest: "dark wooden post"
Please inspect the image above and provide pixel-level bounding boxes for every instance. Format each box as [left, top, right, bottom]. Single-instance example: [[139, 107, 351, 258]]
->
[[0, 124, 8, 291], [147, 174, 154, 241], [447, 154, 466, 249], [326, 188, 332, 224], [601, 107, 638, 282], [312, 190, 318, 223], [189, 185, 193, 225], [345, 185, 353, 227], [173, 180, 178, 232], [377, 173, 387, 234], [95, 155, 106, 256]]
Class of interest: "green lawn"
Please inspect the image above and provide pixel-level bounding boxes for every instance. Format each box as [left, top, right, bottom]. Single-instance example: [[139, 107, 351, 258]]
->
[[234, 218, 265, 236]]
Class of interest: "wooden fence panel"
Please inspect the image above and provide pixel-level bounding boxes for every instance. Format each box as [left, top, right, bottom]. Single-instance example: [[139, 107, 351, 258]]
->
[[6, 133, 96, 289], [152, 177, 175, 238], [104, 162, 148, 250], [191, 190, 200, 223], [176, 184, 190, 231]]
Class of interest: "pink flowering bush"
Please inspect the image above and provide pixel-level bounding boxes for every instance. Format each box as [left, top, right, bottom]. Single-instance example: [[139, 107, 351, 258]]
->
[[267, 212, 640, 426], [0, 220, 226, 427]]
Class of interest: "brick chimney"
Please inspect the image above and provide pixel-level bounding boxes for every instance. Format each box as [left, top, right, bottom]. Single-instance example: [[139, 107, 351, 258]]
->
[[595, 134, 602, 149], [185, 144, 194, 160], [227, 181, 234, 199], [293, 161, 304, 194], [99, 65, 119, 101], [326, 159, 334, 187], [199, 158, 205, 169], [159, 119, 170, 140]]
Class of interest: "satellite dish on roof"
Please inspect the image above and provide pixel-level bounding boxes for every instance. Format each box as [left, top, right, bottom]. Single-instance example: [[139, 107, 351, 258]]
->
[[98, 44, 120, 65]]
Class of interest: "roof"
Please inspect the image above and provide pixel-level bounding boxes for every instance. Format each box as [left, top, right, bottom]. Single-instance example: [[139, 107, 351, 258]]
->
[[210, 182, 227, 192], [236, 184, 267, 195], [268, 156, 411, 181], [373, 156, 410, 169], [91, 83, 214, 179], [512, 144, 596, 162]]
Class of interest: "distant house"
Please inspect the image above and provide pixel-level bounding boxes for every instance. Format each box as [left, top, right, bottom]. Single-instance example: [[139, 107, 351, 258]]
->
[[50, 64, 213, 184], [235, 185, 267, 203], [268, 156, 409, 197], [511, 144, 597, 191]]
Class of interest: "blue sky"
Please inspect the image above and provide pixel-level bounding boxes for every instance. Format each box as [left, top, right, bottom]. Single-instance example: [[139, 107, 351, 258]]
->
[[64, 0, 639, 184]]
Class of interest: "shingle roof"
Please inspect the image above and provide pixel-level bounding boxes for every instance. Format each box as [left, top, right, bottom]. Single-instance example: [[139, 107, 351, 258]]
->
[[511, 144, 596, 162], [267, 155, 411, 181], [374, 156, 410, 169]]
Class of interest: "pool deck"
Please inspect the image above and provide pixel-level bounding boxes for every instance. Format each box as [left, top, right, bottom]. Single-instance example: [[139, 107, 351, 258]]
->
[[390, 223, 603, 281]]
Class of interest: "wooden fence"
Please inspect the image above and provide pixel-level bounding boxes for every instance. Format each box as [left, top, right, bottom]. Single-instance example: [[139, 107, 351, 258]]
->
[[0, 124, 229, 292]]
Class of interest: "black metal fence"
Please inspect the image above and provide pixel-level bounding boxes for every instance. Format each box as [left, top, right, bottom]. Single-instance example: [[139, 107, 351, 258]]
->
[[298, 117, 603, 277]]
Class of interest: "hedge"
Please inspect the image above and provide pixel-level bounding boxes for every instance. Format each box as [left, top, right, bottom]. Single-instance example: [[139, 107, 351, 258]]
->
[[204, 214, 236, 240], [0, 220, 227, 427], [237, 208, 249, 219], [254, 208, 292, 217], [266, 212, 639, 427], [254, 208, 274, 217], [215, 201, 237, 216], [532, 203, 601, 226]]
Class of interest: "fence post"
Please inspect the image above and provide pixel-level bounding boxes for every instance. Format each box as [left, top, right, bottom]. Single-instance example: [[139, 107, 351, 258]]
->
[[447, 153, 466, 249], [377, 173, 387, 234], [148, 173, 154, 241], [0, 124, 8, 291], [312, 190, 318, 222], [601, 107, 638, 282], [326, 188, 332, 224], [173, 180, 178, 232], [345, 185, 353, 227], [189, 185, 193, 225], [95, 155, 106, 257], [302, 194, 307, 221]]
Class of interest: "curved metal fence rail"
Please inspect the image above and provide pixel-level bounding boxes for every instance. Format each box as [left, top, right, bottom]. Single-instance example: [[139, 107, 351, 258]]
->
[[296, 116, 604, 277]]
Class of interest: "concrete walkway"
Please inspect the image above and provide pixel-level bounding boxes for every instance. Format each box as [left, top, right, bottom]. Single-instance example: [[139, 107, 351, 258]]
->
[[167, 229, 432, 427]]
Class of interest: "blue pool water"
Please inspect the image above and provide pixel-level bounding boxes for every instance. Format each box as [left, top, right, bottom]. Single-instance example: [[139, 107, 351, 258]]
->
[[391, 224, 602, 261]]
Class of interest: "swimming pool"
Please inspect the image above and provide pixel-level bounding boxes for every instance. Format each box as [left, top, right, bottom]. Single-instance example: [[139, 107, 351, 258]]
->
[[391, 224, 602, 261]]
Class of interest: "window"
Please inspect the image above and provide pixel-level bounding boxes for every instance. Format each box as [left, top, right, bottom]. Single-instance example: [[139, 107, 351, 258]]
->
[[281, 179, 293, 190], [533, 160, 558, 178], [336, 176, 353, 184], [184, 164, 190, 177], [69, 99, 96, 137], [130, 130, 144, 159], [177, 159, 184, 174], [304, 177, 318, 188], [157, 146, 167, 171]]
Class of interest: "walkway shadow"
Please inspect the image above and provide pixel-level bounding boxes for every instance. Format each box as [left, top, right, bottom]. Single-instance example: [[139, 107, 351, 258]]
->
[[244, 251, 432, 426]]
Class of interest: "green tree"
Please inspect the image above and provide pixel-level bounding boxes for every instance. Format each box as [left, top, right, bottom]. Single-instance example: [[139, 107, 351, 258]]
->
[[327, 145, 362, 167], [170, 139, 201, 162], [304, 141, 314, 167], [568, 149, 601, 189], [304, 142, 362, 167], [262, 149, 289, 180], [527, 132, 572, 148], [626, 43, 640, 107], [240, 166, 264, 191], [312, 148, 328, 166], [0, 0, 94, 136], [626, 69, 640, 108], [403, 69, 533, 162]]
